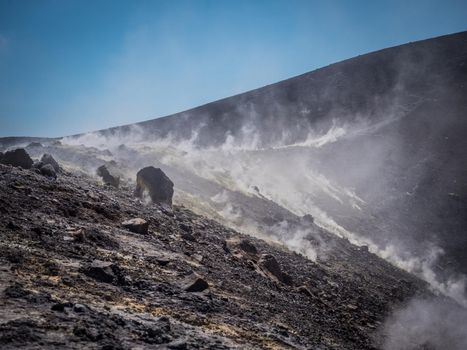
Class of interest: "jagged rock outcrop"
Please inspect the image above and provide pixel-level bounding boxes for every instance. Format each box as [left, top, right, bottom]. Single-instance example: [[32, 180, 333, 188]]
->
[[40, 154, 61, 173], [31, 153, 61, 178], [134, 166, 174, 206], [96, 165, 119, 188], [0, 148, 33, 169]]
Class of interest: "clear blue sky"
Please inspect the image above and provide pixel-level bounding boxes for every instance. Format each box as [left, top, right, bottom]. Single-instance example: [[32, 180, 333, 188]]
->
[[1, 0, 466, 137]]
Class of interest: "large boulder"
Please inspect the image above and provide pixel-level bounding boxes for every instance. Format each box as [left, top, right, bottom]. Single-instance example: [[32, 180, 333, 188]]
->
[[0, 148, 33, 169], [134, 166, 174, 206], [96, 165, 119, 188], [41, 154, 61, 173]]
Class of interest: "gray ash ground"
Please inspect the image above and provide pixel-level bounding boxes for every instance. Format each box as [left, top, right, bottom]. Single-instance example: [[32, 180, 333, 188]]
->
[[0, 163, 429, 349]]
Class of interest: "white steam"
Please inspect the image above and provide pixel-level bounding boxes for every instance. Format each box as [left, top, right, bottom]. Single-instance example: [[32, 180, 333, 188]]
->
[[60, 109, 467, 310], [382, 297, 467, 350]]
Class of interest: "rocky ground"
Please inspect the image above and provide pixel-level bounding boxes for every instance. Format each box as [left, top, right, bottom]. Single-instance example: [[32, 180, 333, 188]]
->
[[0, 157, 431, 349]]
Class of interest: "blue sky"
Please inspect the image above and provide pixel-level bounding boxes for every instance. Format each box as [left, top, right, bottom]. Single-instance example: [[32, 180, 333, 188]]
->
[[1, 0, 466, 137]]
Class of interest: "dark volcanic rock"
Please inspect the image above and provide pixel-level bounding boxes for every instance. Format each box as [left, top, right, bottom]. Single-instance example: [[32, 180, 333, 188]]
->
[[122, 218, 149, 234], [300, 214, 315, 225], [96, 165, 119, 188], [238, 239, 258, 254], [4, 283, 30, 299], [135, 166, 174, 206], [40, 153, 61, 173], [81, 260, 117, 284], [0, 148, 33, 169], [32, 161, 42, 169], [258, 254, 294, 286], [181, 232, 196, 242], [73, 303, 88, 313], [0, 319, 41, 344], [83, 228, 120, 249], [40, 163, 57, 178], [51, 302, 73, 312], [184, 277, 209, 292]]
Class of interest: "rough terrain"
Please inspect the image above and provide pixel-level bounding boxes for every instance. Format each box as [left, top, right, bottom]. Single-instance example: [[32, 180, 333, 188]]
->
[[2, 31, 467, 349], [0, 161, 428, 349]]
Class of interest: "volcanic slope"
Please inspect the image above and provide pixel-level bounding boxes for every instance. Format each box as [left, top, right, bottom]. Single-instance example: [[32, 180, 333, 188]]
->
[[0, 163, 429, 349], [84, 31, 467, 276], [1, 31, 467, 348]]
